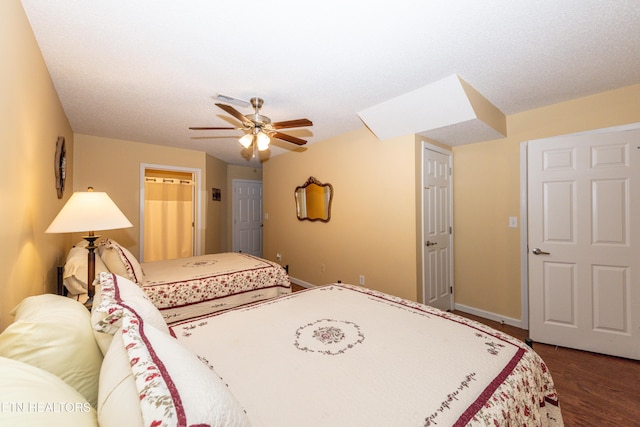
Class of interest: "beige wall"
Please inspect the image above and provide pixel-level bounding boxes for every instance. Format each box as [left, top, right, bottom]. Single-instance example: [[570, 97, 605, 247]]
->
[[264, 128, 419, 301], [265, 85, 640, 320], [453, 84, 640, 320], [73, 134, 209, 259], [0, 1, 74, 330], [205, 154, 228, 253]]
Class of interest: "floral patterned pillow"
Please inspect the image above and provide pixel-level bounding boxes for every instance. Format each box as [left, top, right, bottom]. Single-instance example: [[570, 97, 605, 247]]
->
[[103, 310, 251, 427], [92, 272, 168, 354]]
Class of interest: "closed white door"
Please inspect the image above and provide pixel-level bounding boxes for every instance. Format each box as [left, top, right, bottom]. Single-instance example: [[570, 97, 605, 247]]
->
[[233, 180, 263, 257], [528, 127, 640, 360], [422, 145, 453, 311]]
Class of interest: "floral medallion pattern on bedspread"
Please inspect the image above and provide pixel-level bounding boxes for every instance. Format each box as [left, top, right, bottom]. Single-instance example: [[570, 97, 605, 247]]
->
[[170, 284, 563, 426], [141, 252, 290, 310]]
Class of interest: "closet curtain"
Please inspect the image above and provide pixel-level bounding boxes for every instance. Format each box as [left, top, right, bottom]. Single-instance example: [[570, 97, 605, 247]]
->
[[144, 178, 194, 261]]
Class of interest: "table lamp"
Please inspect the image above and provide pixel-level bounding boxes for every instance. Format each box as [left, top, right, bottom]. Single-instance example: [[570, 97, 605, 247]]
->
[[46, 187, 132, 306]]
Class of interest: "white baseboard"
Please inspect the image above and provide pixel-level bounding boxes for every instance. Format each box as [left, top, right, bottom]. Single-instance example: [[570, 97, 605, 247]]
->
[[289, 277, 315, 288], [454, 303, 524, 330]]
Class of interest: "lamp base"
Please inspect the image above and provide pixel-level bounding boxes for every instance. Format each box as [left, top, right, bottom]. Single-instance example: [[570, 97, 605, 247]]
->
[[83, 233, 101, 310], [84, 295, 94, 310]]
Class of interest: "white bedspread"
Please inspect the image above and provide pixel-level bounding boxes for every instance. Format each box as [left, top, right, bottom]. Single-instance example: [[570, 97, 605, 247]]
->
[[141, 252, 290, 324], [171, 284, 563, 426]]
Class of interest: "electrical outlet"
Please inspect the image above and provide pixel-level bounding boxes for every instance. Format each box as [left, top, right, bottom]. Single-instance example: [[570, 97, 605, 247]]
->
[[359, 275, 365, 285], [320, 263, 325, 273], [508, 216, 518, 228], [276, 253, 282, 261]]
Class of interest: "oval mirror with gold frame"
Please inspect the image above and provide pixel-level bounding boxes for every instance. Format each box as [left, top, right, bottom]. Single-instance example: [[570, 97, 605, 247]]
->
[[295, 176, 333, 222]]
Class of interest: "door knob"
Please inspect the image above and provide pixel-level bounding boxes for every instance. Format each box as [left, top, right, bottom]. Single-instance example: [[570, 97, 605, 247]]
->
[[532, 248, 550, 255], [425, 241, 438, 247]]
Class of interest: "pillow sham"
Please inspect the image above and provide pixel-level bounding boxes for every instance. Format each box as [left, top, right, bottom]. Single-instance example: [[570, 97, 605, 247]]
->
[[98, 311, 250, 427], [63, 244, 110, 295], [0, 356, 98, 427], [97, 328, 144, 427], [99, 238, 145, 285], [92, 272, 168, 355], [0, 294, 103, 408]]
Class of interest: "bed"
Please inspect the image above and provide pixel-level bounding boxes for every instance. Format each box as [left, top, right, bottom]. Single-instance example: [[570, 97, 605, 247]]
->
[[0, 273, 563, 426], [61, 238, 291, 323], [171, 283, 563, 426]]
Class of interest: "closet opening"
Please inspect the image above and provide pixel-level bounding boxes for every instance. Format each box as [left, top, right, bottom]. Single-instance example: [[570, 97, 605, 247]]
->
[[140, 165, 200, 262]]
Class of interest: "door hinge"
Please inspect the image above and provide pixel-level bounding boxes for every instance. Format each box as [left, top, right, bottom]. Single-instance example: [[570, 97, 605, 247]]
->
[[449, 226, 452, 234], [450, 286, 453, 293]]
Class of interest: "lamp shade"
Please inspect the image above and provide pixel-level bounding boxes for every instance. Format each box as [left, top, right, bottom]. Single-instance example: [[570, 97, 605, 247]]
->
[[46, 190, 132, 233]]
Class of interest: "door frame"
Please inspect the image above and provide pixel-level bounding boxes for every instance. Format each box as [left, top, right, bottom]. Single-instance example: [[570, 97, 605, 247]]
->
[[139, 163, 202, 262], [420, 141, 454, 310], [520, 121, 640, 332]]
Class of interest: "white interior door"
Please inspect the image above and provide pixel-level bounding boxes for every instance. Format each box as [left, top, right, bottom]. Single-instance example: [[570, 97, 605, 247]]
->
[[232, 180, 263, 257], [528, 126, 640, 360], [422, 144, 453, 311]]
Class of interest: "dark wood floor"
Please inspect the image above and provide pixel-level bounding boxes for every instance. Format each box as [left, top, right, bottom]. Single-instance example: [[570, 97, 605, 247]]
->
[[454, 311, 640, 427], [290, 284, 640, 426]]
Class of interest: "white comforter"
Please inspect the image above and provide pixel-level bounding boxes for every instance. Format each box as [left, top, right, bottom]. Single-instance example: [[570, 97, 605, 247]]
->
[[171, 284, 563, 426], [141, 252, 290, 323]]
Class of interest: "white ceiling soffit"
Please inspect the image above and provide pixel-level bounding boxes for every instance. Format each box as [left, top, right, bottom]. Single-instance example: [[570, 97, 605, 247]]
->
[[358, 75, 506, 145]]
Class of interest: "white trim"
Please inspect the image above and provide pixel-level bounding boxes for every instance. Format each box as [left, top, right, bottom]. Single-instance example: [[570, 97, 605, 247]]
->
[[454, 303, 524, 329], [529, 121, 640, 142], [519, 142, 529, 330], [139, 163, 202, 262], [289, 276, 316, 288]]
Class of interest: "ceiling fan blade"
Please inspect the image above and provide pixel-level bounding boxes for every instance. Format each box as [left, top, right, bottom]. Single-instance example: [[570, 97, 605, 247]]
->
[[272, 131, 307, 146], [215, 103, 254, 127], [271, 118, 313, 129], [189, 126, 236, 130]]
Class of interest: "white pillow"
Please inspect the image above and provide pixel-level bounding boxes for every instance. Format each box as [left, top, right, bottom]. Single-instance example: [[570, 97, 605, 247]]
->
[[0, 357, 98, 427], [63, 245, 110, 295], [99, 238, 145, 285], [0, 294, 103, 408], [92, 272, 169, 355], [98, 311, 251, 427]]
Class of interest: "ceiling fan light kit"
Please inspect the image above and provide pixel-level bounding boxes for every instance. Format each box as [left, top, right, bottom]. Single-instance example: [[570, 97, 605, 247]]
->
[[239, 133, 254, 149], [190, 96, 313, 158], [256, 131, 270, 151]]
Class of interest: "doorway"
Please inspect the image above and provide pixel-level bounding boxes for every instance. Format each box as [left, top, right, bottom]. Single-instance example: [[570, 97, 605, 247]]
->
[[140, 165, 201, 262], [421, 142, 454, 311], [232, 179, 263, 257], [525, 124, 640, 360]]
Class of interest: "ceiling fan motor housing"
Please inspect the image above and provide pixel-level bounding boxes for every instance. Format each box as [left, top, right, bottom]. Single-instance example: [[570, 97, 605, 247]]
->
[[247, 113, 271, 125]]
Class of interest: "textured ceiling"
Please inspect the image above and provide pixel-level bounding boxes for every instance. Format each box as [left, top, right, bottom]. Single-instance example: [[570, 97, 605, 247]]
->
[[20, 0, 640, 167]]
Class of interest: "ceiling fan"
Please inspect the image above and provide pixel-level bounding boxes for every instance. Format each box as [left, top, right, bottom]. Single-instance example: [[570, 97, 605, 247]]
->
[[189, 97, 313, 154]]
